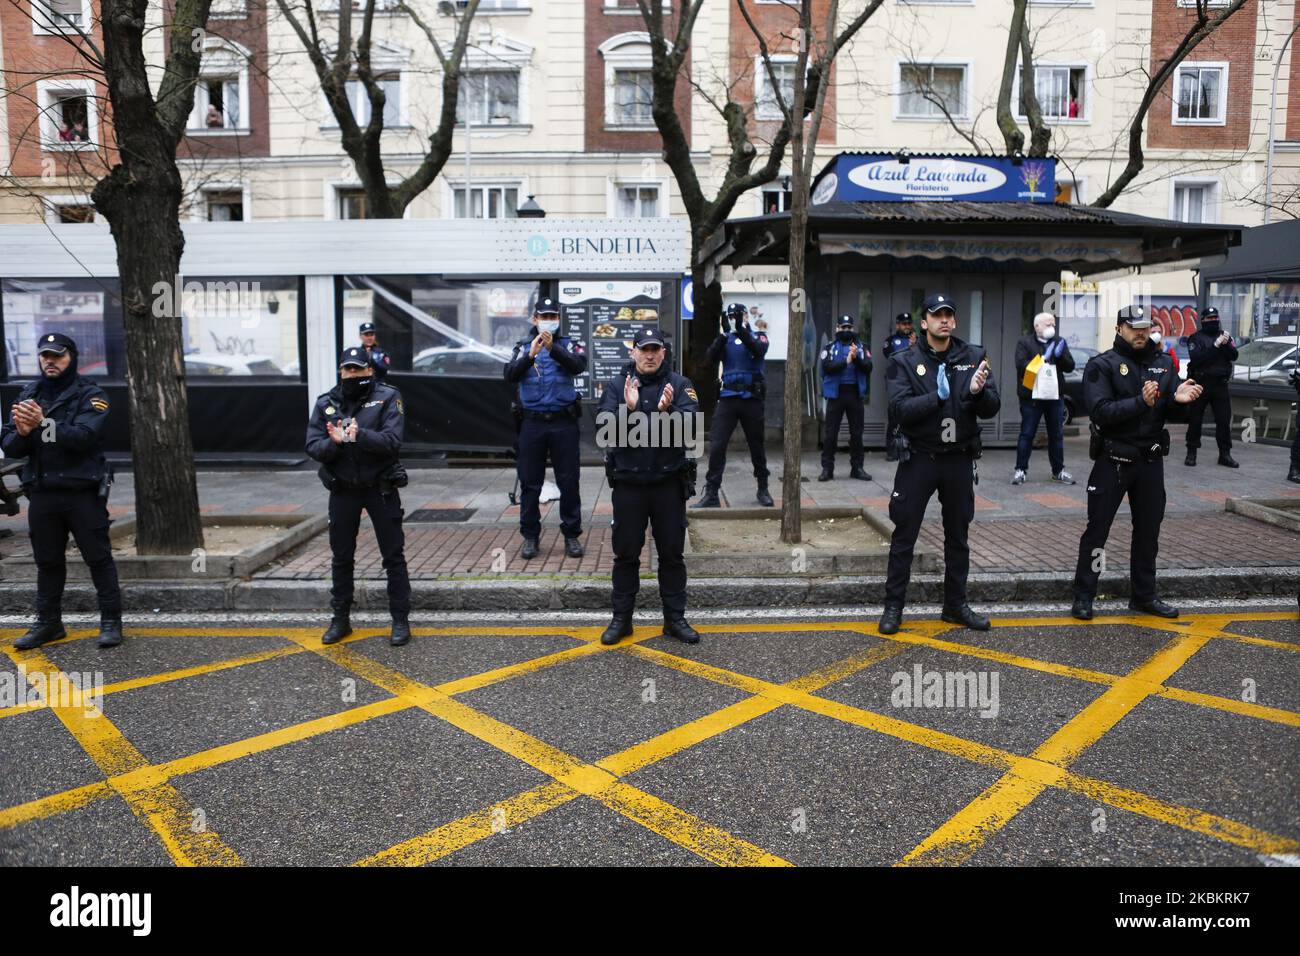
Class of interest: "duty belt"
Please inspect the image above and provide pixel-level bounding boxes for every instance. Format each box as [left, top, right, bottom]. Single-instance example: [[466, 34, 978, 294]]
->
[[522, 408, 569, 421]]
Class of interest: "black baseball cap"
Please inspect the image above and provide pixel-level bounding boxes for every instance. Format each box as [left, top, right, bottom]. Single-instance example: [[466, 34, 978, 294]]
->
[[836, 314, 855, 329], [535, 298, 560, 316], [725, 302, 747, 317], [36, 332, 76, 355], [339, 347, 370, 368], [359, 322, 376, 334], [633, 328, 666, 348], [1201, 307, 1220, 320], [895, 312, 913, 325], [922, 293, 956, 316], [1117, 305, 1152, 328]]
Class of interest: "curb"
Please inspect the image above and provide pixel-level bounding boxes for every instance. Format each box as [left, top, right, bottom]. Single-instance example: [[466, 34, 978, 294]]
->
[[9, 566, 1298, 613]]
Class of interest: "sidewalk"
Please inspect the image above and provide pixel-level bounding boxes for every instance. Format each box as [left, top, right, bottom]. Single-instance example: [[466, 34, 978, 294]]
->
[[1, 427, 1297, 608]]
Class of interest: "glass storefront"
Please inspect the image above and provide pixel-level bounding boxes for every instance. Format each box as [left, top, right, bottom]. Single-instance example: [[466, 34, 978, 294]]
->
[[2, 278, 125, 378], [1207, 280, 1300, 389]]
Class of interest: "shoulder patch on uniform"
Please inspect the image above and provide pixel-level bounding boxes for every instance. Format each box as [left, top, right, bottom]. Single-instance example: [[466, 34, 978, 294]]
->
[[396, 398, 404, 415], [685, 387, 698, 401], [757, 334, 768, 342], [383, 354, 391, 365], [820, 349, 828, 359], [90, 398, 109, 412], [325, 405, 336, 415]]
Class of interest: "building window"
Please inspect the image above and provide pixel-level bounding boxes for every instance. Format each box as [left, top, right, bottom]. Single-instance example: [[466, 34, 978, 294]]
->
[[1172, 181, 1216, 223], [198, 78, 242, 129], [1173, 64, 1227, 125], [755, 59, 797, 121], [338, 188, 370, 220], [1017, 65, 1086, 120], [210, 0, 248, 18], [613, 184, 660, 217], [56, 204, 95, 223], [345, 75, 402, 127], [453, 185, 519, 219], [898, 63, 968, 119], [612, 69, 653, 126], [31, 0, 89, 33], [187, 39, 252, 133], [205, 190, 244, 221], [457, 71, 521, 125], [761, 181, 792, 214], [38, 81, 98, 150]]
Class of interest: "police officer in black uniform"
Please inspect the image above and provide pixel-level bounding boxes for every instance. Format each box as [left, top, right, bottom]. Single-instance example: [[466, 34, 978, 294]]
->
[[359, 322, 391, 381], [1183, 307, 1239, 468], [819, 315, 873, 481], [306, 348, 411, 645], [697, 302, 772, 508], [2, 333, 123, 649], [1071, 306, 1204, 621], [503, 297, 586, 560], [596, 328, 701, 646], [880, 294, 999, 635], [882, 312, 916, 461], [1288, 368, 1300, 484]]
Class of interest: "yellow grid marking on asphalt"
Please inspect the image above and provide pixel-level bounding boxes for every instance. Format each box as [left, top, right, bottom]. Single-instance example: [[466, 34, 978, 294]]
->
[[900, 633, 1208, 866], [1, 647, 243, 866], [1, 613, 1295, 866]]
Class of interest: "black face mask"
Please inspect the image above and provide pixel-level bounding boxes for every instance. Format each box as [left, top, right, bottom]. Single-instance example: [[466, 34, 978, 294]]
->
[[341, 376, 373, 400], [837, 331, 854, 343], [37, 351, 79, 398], [1201, 321, 1220, 335]]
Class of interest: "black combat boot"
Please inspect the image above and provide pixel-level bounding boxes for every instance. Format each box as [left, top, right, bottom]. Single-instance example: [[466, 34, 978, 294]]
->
[[1184, 448, 1197, 466], [695, 485, 721, 508], [850, 466, 872, 481], [1130, 597, 1178, 619], [941, 603, 991, 631], [1217, 453, 1239, 468], [878, 604, 903, 635], [390, 613, 411, 647], [564, 536, 585, 558], [14, 618, 66, 651], [756, 483, 774, 507], [1288, 462, 1300, 484], [96, 617, 123, 649], [322, 613, 352, 645], [1071, 595, 1094, 621], [520, 537, 540, 560], [664, 618, 700, 644], [818, 467, 833, 482], [601, 616, 633, 646]]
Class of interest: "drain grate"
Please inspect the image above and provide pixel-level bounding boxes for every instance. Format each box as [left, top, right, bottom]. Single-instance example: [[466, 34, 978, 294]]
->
[[406, 508, 477, 523]]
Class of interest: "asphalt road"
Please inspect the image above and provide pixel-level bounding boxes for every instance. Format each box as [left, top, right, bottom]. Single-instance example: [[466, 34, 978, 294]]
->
[[2, 603, 1297, 867]]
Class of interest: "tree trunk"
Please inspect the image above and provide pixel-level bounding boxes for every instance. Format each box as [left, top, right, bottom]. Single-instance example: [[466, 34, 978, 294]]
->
[[686, 253, 723, 417], [780, 111, 808, 545], [92, 0, 204, 555]]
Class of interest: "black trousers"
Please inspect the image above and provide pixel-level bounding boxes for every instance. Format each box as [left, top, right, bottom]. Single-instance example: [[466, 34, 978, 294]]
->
[[884, 452, 975, 609], [1072, 456, 1166, 602], [517, 416, 582, 540], [1293, 428, 1300, 466], [822, 389, 864, 471], [886, 404, 900, 456], [610, 478, 687, 620], [1186, 378, 1233, 455], [705, 396, 768, 488], [28, 488, 122, 620], [328, 486, 411, 616]]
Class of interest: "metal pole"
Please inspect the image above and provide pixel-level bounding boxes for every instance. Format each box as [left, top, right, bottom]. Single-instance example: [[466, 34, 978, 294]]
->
[[1264, 19, 1300, 225], [464, 111, 473, 217]]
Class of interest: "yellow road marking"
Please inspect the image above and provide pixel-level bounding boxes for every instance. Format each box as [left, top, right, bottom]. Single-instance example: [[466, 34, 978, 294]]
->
[[901, 633, 1207, 866], [0, 781, 115, 831], [1, 647, 243, 866]]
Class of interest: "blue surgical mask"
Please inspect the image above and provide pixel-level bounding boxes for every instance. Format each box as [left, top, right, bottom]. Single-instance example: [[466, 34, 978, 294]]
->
[[537, 320, 560, 335]]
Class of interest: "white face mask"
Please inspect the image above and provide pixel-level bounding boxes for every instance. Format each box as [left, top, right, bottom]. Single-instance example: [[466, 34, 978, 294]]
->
[[537, 319, 560, 335], [1150, 332, 1162, 345], [1040, 326, 1056, 341]]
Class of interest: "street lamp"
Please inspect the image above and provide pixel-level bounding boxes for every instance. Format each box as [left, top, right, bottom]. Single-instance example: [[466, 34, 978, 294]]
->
[[1264, 19, 1300, 225], [517, 195, 545, 218]]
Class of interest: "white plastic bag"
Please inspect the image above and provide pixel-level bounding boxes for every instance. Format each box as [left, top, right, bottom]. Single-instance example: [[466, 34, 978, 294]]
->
[[1032, 362, 1060, 401]]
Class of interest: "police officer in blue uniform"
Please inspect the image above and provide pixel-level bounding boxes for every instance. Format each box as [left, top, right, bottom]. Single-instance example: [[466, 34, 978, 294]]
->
[[306, 348, 411, 646], [2, 333, 124, 649], [1183, 307, 1239, 468], [597, 328, 701, 646], [882, 312, 916, 461], [359, 322, 392, 381], [503, 297, 586, 560], [697, 302, 772, 507], [880, 294, 999, 636], [1071, 306, 1204, 621], [819, 315, 873, 481]]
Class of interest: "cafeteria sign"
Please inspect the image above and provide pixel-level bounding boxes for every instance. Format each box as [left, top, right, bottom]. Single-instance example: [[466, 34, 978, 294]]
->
[[811, 153, 1056, 204]]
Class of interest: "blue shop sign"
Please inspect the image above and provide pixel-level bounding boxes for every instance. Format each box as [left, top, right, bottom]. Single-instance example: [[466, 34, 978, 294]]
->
[[811, 153, 1057, 204]]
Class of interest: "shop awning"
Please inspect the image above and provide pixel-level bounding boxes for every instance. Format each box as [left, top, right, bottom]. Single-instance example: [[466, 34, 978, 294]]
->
[[701, 199, 1243, 281]]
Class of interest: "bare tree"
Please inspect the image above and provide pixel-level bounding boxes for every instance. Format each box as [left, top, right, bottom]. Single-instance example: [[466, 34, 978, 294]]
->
[[995, 0, 1050, 157], [629, 0, 793, 413], [738, 0, 884, 544], [272, 0, 480, 218]]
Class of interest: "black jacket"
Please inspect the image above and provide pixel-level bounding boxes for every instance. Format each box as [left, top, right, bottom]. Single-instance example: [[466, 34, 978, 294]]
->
[[1014, 335, 1076, 402], [364, 345, 392, 380], [305, 380, 404, 488], [1185, 326, 1239, 383], [1084, 335, 1190, 447], [0, 375, 111, 492], [596, 361, 700, 482], [886, 336, 1000, 454]]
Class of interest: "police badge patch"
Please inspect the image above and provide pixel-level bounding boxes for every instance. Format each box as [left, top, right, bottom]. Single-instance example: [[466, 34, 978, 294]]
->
[[1120, 363, 1129, 376], [917, 364, 927, 376]]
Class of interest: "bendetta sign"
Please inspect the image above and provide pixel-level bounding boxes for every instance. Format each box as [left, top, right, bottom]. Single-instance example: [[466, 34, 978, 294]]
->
[[811, 154, 1057, 204]]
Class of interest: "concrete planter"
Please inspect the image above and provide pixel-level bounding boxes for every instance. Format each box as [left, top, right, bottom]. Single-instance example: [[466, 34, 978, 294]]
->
[[682, 505, 937, 577], [0, 512, 327, 582], [1225, 497, 1300, 534]]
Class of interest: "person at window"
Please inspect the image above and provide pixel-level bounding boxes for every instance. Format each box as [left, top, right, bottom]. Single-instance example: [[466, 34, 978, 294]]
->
[[206, 104, 224, 128]]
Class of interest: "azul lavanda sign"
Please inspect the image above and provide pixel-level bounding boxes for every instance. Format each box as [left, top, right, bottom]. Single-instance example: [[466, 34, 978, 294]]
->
[[811, 154, 1057, 204]]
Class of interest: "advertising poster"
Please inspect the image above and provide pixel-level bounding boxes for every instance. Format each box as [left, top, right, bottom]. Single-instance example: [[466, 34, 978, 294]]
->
[[558, 280, 663, 398]]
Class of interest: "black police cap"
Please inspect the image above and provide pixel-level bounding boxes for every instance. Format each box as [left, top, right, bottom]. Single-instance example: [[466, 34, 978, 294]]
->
[[1117, 305, 1152, 328], [922, 293, 956, 316], [633, 328, 666, 348], [36, 332, 76, 355], [535, 298, 560, 316], [1201, 307, 1220, 320], [725, 302, 747, 317], [359, 322, 376, 334], [339, 347, 370, 368], [895, 312, 913, 325], [836, 314, 855, 328]]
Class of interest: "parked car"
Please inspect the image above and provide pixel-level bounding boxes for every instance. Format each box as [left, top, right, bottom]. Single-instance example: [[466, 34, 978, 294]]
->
[[1061, 346, 1098, 425], [1232, 336, 1300, 386], [411, 344, 512, 376], [184, 354, 283, 376]]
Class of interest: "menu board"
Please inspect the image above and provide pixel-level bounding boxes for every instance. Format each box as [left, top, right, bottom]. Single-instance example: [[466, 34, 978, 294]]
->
[[558, 280, 664, 398]]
